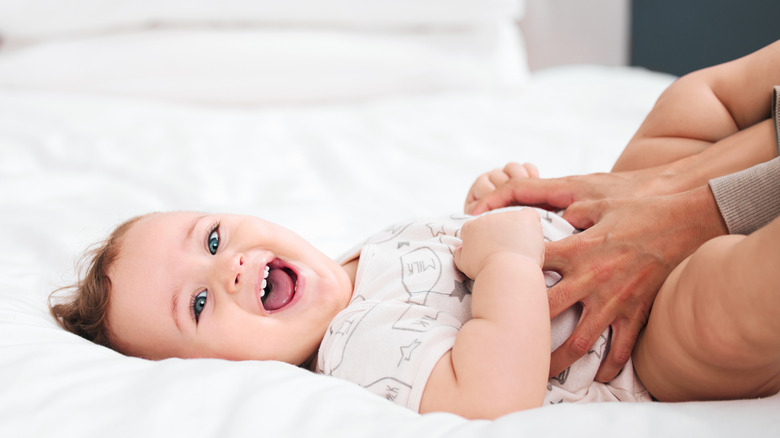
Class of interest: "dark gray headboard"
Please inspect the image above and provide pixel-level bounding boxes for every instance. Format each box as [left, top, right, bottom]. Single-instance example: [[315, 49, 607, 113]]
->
[[630, 0, 780, 76]]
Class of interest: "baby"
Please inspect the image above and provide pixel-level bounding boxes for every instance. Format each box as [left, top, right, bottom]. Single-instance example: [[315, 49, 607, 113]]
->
[[53, 193, 780, 421], [51, 163, 780, 420], [52, 39, 780, 418]]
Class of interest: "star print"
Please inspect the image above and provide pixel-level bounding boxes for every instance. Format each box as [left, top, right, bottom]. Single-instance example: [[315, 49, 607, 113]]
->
[[551, 367, 570, 385], [450, 279, 471, 302], [588, 332, 609, 359], [426, 223, 448, 237]]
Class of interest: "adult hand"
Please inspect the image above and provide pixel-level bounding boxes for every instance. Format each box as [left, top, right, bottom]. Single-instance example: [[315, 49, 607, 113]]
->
[[466, 167, 683, 217], [469, 175, 727, 381]]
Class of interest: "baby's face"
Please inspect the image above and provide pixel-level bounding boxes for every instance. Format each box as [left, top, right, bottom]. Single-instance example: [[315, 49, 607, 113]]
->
[[107, 212, 353, 365]]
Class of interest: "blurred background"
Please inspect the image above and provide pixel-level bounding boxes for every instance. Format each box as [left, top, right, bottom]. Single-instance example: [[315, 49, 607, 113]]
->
[[523, 0, 780, 75]]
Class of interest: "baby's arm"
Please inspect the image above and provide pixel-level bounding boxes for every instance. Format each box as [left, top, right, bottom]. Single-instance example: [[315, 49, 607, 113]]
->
[[419, 209, 549, 419]]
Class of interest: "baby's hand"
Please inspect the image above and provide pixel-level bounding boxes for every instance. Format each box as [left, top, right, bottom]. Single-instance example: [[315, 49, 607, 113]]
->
[[464, 162, 539, 215], [454, 208, 544, 280]]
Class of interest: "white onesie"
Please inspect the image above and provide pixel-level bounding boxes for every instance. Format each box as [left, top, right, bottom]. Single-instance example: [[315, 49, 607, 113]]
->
[[315, 207, 650, 412]]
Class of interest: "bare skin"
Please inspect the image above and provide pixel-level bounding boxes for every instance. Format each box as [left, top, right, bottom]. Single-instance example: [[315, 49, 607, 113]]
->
[[467, 40, 780, 382], [634, 215, 780, 402], [106, 209, 552, 420], [420, 208, 551, 419], [101, 43, 780, 419]]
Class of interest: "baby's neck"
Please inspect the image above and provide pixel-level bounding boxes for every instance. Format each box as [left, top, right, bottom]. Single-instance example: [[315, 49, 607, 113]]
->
[[341, 255, 360, 292], [301, 353, 318, 372]]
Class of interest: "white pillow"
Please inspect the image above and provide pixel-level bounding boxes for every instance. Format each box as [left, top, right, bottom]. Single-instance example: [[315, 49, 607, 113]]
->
[[0, 0, 524, 42], [0, 27, 528, 104]]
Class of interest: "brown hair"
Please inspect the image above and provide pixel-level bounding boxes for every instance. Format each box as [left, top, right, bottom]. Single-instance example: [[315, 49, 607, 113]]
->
[[49, 215, 145, 350]]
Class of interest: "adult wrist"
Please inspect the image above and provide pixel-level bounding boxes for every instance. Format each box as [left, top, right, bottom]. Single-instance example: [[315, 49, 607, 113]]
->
[[687, 184, 729, 239], [635, 161, 696, 197], [660, 154, 710, 194]]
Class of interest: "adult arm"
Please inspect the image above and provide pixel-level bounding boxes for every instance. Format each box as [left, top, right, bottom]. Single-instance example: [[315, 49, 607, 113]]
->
[[467, 41, 780, 381], [470, 155, 780, 382], [710, 156, 780, 235]]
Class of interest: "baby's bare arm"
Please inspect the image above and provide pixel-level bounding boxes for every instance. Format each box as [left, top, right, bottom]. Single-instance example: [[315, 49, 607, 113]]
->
[[419, 209, 549, 419]]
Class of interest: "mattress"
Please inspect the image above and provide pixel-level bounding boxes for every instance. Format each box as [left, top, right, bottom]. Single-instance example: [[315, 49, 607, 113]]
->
[[1, 1, 778, 436]]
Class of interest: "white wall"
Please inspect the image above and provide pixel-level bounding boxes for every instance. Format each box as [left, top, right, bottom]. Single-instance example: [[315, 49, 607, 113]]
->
[[519, 0, 630, 71]]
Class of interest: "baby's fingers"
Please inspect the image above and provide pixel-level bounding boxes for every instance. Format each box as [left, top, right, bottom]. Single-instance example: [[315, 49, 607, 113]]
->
[[452, 245, 475, 279]]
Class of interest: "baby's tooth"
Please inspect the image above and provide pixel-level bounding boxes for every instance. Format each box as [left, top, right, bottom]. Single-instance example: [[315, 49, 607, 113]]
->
[[261, 279, 267, 290], [264, 266, 270, 278]]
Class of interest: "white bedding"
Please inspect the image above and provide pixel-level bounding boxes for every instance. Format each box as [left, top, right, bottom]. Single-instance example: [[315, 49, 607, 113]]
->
[[2, 2, 779, 437]]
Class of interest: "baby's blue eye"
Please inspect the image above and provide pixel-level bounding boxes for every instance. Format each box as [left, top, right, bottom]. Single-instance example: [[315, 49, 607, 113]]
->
[[208, 228, 219, 255], [192, 290, 207, 322]]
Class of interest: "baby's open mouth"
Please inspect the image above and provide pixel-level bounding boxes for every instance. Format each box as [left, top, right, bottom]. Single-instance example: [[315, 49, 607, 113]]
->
[[259, 259, 298, 312]]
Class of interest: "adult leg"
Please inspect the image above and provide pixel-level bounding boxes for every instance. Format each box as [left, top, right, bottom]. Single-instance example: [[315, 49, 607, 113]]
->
[[633, 215, 780, 401]]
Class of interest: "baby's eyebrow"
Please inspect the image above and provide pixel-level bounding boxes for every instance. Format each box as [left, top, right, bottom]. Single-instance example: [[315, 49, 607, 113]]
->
[[185, 215, 206, 245]]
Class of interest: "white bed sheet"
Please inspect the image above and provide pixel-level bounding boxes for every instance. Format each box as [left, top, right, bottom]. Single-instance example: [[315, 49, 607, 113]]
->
[[2, 63, 779, 437]]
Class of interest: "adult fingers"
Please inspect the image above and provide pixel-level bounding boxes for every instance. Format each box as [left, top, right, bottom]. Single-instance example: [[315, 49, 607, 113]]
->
[[468, 183, 525, 215], [561, 199, 606, 231], [594, 316, 643, 382], [470, 178, 570, 215], [543, 237, 575, 274], [549, 305, 608, 378], [543, 240, 587, 317]]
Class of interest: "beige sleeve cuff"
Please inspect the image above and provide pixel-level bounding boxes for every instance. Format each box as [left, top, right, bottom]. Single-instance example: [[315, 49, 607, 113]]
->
[[709, 157, 780, 235], [708, 86, 780, 235]]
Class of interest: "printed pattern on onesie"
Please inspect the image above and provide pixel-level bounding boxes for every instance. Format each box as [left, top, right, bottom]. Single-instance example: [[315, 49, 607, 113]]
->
[[315, 207, 650, 412]]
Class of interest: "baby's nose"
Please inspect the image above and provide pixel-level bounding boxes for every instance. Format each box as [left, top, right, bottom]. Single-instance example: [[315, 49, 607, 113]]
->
[[223, 253, 245, 295]]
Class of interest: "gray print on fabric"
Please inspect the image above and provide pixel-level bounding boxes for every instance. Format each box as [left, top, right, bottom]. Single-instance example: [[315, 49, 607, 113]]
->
[[400, 247, 443, 304], [363, 377, 412, 403]]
